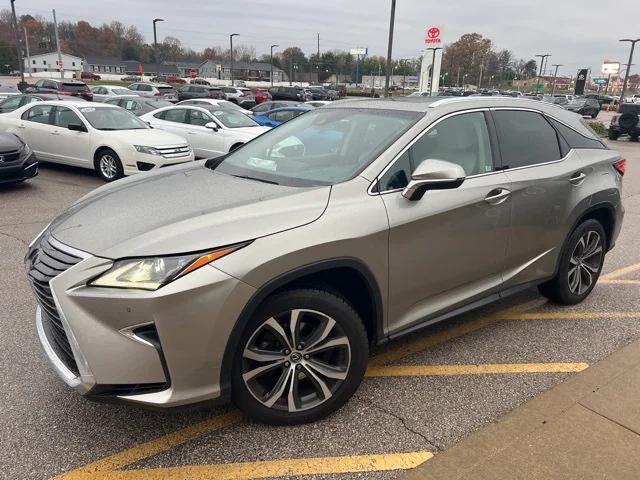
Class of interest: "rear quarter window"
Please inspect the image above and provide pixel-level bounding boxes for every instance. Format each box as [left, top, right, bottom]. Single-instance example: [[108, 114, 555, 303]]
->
[[547, 117, 606, 150]]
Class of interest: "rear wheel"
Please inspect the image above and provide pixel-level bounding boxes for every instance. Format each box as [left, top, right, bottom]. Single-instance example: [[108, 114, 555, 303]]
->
[[539, 219, 606, 304], [608, 131, 620, 140], [94, 149, 124, 182], [231, 289, 369, 425]]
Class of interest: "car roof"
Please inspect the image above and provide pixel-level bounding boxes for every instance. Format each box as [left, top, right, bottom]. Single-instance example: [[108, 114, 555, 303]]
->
[[30, 100, 115, 108], [262, 106, 313, 113]]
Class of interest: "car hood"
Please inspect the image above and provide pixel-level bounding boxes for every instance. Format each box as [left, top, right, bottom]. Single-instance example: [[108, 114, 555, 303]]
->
[[48, 162, 330, 258], [98, 128, 188, 146]]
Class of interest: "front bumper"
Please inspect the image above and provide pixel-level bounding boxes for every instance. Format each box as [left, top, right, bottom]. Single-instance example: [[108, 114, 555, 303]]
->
[[29, 234, 255, 407], [123, 147, 195, 176], [0, 152, 38, 184]]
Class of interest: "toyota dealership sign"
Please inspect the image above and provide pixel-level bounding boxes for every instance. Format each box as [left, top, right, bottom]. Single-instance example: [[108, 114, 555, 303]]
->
[[425, 26, 442, 45]]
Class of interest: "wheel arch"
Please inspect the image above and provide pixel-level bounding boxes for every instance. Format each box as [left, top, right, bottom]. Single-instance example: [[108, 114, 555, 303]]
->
[[219, 258, 384, 400]]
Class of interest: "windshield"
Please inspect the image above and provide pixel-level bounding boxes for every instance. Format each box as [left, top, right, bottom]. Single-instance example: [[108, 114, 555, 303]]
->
[[210, 110, 259, 128], [218, 100, 245, 111], [79, 106, 149, 130], [569, 99, 587, 106], [214, 108, 420, 186], [112, 88, 133, 95]]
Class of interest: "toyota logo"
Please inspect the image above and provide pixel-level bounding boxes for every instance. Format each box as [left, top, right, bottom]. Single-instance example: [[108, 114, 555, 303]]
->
[[427, 27, 440, 39]]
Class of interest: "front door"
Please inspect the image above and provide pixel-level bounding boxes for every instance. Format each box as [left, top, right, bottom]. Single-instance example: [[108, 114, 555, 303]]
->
[[184, 108, 226, 158], [380, 110, 512, 335], [49, 106, 91, 166]]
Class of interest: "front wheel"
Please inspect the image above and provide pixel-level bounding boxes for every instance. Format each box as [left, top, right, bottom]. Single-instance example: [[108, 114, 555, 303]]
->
[[231, 289, 369, 425], [94, 149, 124, 182], [539, 219, 606, 304]]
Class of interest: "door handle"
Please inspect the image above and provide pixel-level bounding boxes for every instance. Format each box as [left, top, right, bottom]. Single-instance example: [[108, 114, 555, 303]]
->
[[485, 188, 511, 205], [51, 131, 60, 136], [569, 172, 586, 185], [17, 124, 26, 129]]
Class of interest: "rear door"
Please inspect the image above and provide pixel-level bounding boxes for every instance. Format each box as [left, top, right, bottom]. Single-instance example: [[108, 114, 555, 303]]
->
[[381, 110, 512, 335], [19, 104, 56, 160], [491, 108, 580, 289]]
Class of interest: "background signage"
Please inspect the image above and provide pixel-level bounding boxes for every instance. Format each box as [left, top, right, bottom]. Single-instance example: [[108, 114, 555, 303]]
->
[[602, 61, 620, 75], [575, 69, 588, 95], [350, 48, 367, 56], [425, 26, 442, 45]]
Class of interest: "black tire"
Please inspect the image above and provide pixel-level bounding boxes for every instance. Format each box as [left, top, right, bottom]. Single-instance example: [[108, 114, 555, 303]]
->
[[608, 131, 620, 140], [619, 112, 639, 130], [630, 135, 640, 143], [591, 111, 598, 119], [538, 219, 606, 305], [94, 148, 124, 182], [231, 289, 369, 425]]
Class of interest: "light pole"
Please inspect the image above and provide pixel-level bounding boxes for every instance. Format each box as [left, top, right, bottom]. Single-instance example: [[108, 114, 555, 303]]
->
[[535, 54, 551, 94], [152, 18, 164, 46], [619, 39, 640, 106], [426, 47, 442, 95], [229, 33, 239, 86], [384, 0, 396, 97], [551, 64, 562, 95], [270, 44, 279, 86], [463, 73, 469, 91], [9, 0, 24, 85]]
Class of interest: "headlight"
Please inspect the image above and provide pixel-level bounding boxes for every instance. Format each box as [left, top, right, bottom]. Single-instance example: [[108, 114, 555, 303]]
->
[[89, 243, 248, 291], [134, 145, 161, 155], [19, 142, 31, 158]]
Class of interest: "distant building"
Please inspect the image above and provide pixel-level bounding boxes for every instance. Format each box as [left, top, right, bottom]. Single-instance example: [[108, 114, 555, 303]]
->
[[83, 56, 180, 76], [24, 52, 83, 73], [198, 59, 285, 82], [165, 61, 206, 77], [512, 75, 572, 91]]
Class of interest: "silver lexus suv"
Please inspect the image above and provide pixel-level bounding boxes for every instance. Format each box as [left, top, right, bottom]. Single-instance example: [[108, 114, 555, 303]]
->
[[26, 97, 625, 425]]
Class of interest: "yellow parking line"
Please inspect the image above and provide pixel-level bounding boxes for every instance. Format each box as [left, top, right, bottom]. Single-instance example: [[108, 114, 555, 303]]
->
[[599, 279, 640, 285], [56, 411, 242, 480], [366, 362, 588, 378], [502, 311, 640, 320], [601, 262, 640, 280], [89, 452, 434, 480]]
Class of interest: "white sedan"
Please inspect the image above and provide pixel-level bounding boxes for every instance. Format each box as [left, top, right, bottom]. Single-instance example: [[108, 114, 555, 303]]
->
[[90, 85, 138, 102], [0, 101, 193, 181], [177, 98, 253, 115], [140, 105, 270, 159]]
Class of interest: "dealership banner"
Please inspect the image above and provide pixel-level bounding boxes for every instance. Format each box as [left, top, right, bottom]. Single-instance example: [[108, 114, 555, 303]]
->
[[575, 69, 588, 95]]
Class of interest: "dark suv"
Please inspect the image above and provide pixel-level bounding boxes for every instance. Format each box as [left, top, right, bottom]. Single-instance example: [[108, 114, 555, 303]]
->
[[27, 79, 93, 101], [565, 98, 600, 118], [609, 103, 640, 141], [268, 86, 305, 101], [177, 84, 221, 101]]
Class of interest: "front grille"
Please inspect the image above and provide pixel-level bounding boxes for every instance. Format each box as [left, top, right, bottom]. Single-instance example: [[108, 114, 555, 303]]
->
[[27, 234, 82, 375], [0, 150, 21, 163], [153, 144, 191, 159]]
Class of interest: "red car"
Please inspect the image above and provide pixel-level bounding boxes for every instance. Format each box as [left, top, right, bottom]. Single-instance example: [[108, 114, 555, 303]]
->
[[27, 78, 93, 101], [80, 72, 101, 81], [251, 87, 272, 104]]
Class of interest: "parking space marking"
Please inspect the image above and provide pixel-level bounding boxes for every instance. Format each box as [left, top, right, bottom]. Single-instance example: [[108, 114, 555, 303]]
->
[[601, 262, 640, 280], [56, 411, 242, 480], [88, 452, 433, 480], [502, 311, 640, 321], [366, 362, 588, 378], [599, 279, 640, 285]]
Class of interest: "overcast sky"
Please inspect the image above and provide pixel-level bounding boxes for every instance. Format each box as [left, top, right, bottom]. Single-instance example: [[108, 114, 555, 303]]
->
[[16, 0, 638, 77]]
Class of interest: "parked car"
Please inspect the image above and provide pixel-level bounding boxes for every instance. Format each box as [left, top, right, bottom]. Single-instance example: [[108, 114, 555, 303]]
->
[[90, 85, 137, 102], [321, 86, 339, 100], [25, 97, 623, 425], [253, 106, 312, 127], [104, 96, 175, 116], [0, 93, 87, 113], [177, 84, 222, 101], [565, 98, 600, 118], [541, 95, 568, 106], [251, 87, 272, 104], [80, 72, 101, 81], [121, 75, 141, 82], [127, 82, 178, 102], [307, 87, 329, 101], [608, 103, 640, 141], [141, 105, 270, 158], [26, 79, 93, 101], [177, 98, 253, 115], [0, 83, 21, 99], [221, 87, 256, 108], [0, 101, 193, 181], [306, 101, 331, 107], [190, 78, 211, 86], [585, 94, 617, 107], [251, 100, 303, 115], [268, 86, 306, 102], [0, 132, 37, 184]]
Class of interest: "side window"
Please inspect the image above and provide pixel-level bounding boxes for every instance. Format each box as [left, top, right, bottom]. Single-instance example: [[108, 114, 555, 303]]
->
[[128, 84, 138, 91], [26, 96, 40, 104], [1, 96, 23, 109], [122, 100, 138, 111], [546, 117, 605, 150], [273, 110, 296, 122], [493, 110, 562, 169], [162, 108, 188, 123], [34, 80, 44, 88], [187, 109, 211, 126], [53, 107, 83, 128], [153, 111, 166, 120], [411, 112, 494, 176], [253, 104, 269, 114], [22, 105, 54, 124], [378, 150, 412, 191]]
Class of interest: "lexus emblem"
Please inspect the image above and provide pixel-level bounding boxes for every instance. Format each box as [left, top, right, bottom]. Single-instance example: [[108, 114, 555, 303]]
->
[[0, 155, 4, 163]]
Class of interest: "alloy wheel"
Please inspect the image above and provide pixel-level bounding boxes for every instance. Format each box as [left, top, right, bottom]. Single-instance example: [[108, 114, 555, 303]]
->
[[241, 309, 351, 413], [568, 230, 603, 295], [99, 155, 118, 179]]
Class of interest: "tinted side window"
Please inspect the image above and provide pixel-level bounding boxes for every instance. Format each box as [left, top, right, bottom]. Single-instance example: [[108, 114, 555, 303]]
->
[[163, 108, 188, 123], [411, 112, 494, 176], [493, 110, 561, 169], [253, 103, 270, 114], [122, 100, 139, 111], [187, 109, 211, 126], [53, 107, 83, 128], [22, 105, 53, 124], [378, 150, 412, 191], [547, 117, 605, 150]]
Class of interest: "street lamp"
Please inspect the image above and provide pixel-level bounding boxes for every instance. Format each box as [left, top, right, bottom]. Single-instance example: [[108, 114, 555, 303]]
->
[[9, 0, 24, 85], [463, 73, 469, 91], [152, 18, 164, 46], [426, 47, 442, 95], [551, 64, 563, 95], [384, 0, 396, 97], [619, 38, 640, 106], [229, 33, 239, 86], [535, 54, 551, 94], [270, 44, 279, 86]]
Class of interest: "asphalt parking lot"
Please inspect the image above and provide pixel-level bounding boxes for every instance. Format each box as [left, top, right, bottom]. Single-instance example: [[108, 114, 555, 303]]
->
[[1, 137, 640, 480]]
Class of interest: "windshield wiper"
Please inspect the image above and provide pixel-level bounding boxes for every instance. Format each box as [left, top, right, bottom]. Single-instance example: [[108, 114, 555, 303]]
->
[[231, 174, 279, 185]]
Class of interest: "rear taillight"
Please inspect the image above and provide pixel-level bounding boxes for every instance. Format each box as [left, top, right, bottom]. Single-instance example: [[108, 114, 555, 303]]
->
[[611, 115, 619, 126], [154, 91, 162, 96], [614, 159, 626, 176]]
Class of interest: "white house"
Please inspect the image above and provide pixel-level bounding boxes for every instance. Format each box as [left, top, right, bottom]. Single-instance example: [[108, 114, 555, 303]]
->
[[24, 52, 83, 74]]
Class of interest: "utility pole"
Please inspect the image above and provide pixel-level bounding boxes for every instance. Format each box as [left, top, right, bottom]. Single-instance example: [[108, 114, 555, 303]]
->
[[23, 26, 31, 77], [619, 39, 640, 107], [478, 62, 484, 89], [456, 66, 461, 87], [52, 9, 63, 79], [229, 33, 239, 86], [535, 54, 551, 94], [317, 32, 320, 60], [384, 0, 396, 97], [152, 19, 163, 79], [9, 0, 24, 84], [270, 44, 279, 87], [551, 64, 562, 95]]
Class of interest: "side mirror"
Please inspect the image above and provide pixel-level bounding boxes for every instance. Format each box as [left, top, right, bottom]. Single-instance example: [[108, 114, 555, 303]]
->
[[67, 123, 87, 133], [402, 159, 465, 201], [205, 122, 219, 132]]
